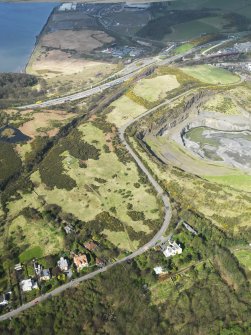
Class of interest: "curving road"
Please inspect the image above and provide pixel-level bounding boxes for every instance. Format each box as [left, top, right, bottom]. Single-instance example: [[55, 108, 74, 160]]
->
[[0, 97, 173, 322]]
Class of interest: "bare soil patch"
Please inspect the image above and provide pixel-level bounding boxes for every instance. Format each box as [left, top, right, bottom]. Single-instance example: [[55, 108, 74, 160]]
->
[[19, 110, 75, 138], [41, 29, 114, 54]]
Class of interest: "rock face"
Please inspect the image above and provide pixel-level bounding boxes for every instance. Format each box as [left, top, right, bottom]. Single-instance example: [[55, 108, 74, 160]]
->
[[137, 88, 251, 172], [181, 112, 251, 134]]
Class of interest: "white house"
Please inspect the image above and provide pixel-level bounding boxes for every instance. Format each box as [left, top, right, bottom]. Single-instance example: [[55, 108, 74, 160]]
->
[[20, 279, 38, 292], [153, 266, 164, 275], [57, 257, 69, 272], [163, 241, 182, 258]]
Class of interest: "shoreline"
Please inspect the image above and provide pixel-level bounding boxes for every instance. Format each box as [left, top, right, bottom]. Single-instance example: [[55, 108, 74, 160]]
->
[[24, 5, 57, 74]]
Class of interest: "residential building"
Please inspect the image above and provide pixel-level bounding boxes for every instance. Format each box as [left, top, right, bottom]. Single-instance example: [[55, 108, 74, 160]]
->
[[0, 292, 11, 306], [20, 279, 38, 292], [14, 263, 22, 271], [57, 257, 69, 272], [73, 254, 89, 271], [84, 241, 98, 251], [34, 262, 42, 276], [163, 241, 182, 258], [40, 269, 51, 281], [96, 258, 105, 267], [153, 266, 164, 275]]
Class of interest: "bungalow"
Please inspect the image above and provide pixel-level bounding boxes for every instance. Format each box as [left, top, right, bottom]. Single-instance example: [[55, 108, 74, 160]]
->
[[73, 254, 89, 271], [20, 279, 38, 292], [57, 257, 69, 272]]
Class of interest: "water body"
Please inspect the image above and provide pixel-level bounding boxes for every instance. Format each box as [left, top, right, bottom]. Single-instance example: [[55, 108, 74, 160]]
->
[[0, 125, 31, 143], [0, 3, 57, 73]]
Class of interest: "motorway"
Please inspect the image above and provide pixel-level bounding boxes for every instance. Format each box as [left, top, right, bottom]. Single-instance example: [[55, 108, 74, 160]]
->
[[19, 46, 199, 110]]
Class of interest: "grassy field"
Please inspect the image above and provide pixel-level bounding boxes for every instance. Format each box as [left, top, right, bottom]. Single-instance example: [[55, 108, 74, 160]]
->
[[7, 215, 64, 261], [107, 95, 147, 127], [206, 174, 251, 192], [234, 248, 251, 273], [181, 65, 240, 85], [27, 46, 118, 97], [4, 120, 162, 252], [18, 109, 75, 139], [19, 246, 43, 263], [132, 75, 180, 102], [174, 43, 194, 54]]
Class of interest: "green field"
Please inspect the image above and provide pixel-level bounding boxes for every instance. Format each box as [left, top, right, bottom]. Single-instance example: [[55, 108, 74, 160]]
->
[[168, 21, 218, 42], [19, 246, 43, 263], [174, 43, 194, 54], [206, 174, 251, 192], [6, 215, 64, 260], [107, 95, 147, 127], [181, 65, 240, 85], [132, 75, 180, 102], [234, 249, 251, 272]]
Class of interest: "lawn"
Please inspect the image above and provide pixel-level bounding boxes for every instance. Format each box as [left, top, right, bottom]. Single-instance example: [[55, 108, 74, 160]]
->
[[103, 230, 139, 252], [132, 75, 180, 102], [7, 215, 64, 259], [19, 246, 43, 263], [107, 95, 147, 127], [234, 249, 251, 272], [181, 65, 240, 85], [205, 174, 251, 192], [174, 43, 194, 54]]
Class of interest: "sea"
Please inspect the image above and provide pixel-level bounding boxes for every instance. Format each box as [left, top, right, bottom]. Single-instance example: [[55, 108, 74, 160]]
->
[[0, 3, 57, 73]]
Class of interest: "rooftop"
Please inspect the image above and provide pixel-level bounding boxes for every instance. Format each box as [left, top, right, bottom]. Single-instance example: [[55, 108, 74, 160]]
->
[[74, 254, 89, 270]]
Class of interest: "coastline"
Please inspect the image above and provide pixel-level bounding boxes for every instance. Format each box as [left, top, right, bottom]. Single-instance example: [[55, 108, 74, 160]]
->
[[24, 5, 57, 74]]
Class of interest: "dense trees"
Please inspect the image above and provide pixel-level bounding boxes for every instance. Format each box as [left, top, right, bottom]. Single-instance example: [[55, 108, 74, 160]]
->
[[39, 129, 100, 190], [0, 73, 45, 108]]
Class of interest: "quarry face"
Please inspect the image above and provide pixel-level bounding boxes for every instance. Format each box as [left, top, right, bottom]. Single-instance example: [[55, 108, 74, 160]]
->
[[176, 112, 251, 172], [183, 127, 251, 171]]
